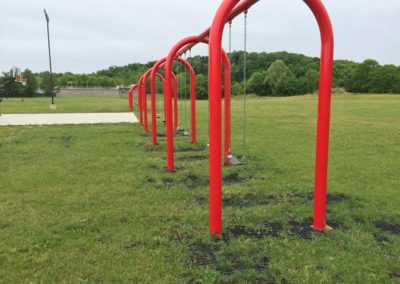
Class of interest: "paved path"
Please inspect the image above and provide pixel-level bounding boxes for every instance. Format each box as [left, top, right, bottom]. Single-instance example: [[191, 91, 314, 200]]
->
[[0, 113, 138, 126]]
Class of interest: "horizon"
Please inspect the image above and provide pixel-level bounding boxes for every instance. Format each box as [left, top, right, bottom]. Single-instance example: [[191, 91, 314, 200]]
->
[[4, 50, 398, 76]]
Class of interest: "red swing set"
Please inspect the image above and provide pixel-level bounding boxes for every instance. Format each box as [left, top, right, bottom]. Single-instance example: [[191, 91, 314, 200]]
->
[[129, 0, 334, 238]]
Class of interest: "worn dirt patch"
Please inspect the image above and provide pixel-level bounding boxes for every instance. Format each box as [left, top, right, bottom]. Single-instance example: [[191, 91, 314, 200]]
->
[[142, 144, 163, 152], [223, 193, 279, 208], [161, 177, 177, 187], [224, 221, 283, 240], [188, 242, 218, 267], [60, 135, 76, 147], [223, 173, 248, 184], [373, 233, 391, 246], [388, 271, 400, 279], [170, 230, 189, 243], [262, 221, 284, 237], [221, 253, 247, 275], [288, 220, 325, 240], [183, 174, 208, 189], [374, 220, 400, 234], [175, 155, 208, 161], [289, 192, 352, 204], [144, 176, 156, 183], [175, 146, 204, 153], [148, 164, 160, 170]]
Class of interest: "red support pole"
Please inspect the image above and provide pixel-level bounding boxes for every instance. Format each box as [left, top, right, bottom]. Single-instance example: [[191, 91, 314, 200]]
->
[[165, 36, 199, 172], [208, 0, 239, 238], [150, 58, 167, 145], [164, 36, 232, 172], [142, 69, 153, 133], [138, 78, 143, 126], [128, 86, 134, 111], [304, 0, 334, 231]]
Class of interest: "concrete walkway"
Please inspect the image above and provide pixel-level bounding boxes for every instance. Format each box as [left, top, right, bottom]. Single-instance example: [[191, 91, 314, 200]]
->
[[0, 112, 138, 126]]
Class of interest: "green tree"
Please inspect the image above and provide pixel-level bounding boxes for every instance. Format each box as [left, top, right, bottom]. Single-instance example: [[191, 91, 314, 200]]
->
[[0, 73, 24, 97], [195, 74, 207, 100], [40, 72, 53, 96], [349, 59, 379, 93], [247, 71, 269, 96], [231, 82, 243, 96], [263, 60, 297, 96], [22, 69, 38, 97]]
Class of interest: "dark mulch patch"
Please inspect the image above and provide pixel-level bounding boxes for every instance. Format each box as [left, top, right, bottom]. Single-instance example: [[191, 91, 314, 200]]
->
[[148, 164, 161, 170], [373, 233, 391, 246], [261, 221, 284, 237], [219, 253, 247, 275], [119, 217, 129, 224], [175, 155, 208, 161], [144, 176, 156, 183], [225, 223, 282, 240], [374, 220, 400, 234], [195, 197, 208, 207], [327, 193, 352, 203], [175, 146, 204, 153], [223, 193, 279, 208], [161, 177, 177, 187], [142, 145, 164, 152], [188, 242, 218, 267], [183, 174, 208, 189], [289, 192, 352, 204], [122, 241, 146, 250], [195, 193, 280, 208], [388, 271, 400, 279], [255, 256, 270, 273], [353, 217, 367, 224], [288, 220, 315, 240], [170, 230, 189, 243], [61, 135, 76, 147], [223, 173, 248, 184]]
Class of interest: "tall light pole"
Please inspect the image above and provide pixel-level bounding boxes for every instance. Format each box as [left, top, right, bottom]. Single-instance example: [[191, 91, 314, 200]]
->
[[44, 9, 56, 109]]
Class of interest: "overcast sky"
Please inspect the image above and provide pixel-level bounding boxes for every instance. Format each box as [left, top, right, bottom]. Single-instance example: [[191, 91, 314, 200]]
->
[[1, 0, 399, 74]]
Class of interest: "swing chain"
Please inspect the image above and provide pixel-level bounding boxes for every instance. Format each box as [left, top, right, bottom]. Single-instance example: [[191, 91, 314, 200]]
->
[[228, 21, 232, 154], [242, 11, 248, 162], [228, 21, 232, 55], [184, 52, 188, 131]]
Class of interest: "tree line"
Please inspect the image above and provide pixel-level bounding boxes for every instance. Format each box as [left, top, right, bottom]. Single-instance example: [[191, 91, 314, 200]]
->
[[1, 51, 399, 98]]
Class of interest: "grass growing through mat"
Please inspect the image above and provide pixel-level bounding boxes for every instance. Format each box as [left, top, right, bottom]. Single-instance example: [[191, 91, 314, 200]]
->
[[0, 94, 399, 283]]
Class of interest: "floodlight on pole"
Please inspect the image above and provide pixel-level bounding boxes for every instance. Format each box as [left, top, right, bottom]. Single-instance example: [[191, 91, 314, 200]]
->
[[44, 9, 55, 108]]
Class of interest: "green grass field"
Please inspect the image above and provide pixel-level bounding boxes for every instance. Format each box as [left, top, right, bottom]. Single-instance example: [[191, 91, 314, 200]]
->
[[0, 96, 130, 114], [0, 95, 399, 283]]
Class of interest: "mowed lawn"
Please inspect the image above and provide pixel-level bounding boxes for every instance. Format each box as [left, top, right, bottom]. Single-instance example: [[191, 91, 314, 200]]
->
[[1, 96, 130, 114], [0, 95, 399, 283]]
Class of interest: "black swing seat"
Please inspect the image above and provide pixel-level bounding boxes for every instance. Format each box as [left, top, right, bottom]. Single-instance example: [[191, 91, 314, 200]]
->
[[176, 126, 185, 132], [226, 155, 242, 166]]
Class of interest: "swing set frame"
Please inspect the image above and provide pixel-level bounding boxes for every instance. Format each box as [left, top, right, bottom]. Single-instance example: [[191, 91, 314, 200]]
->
[[130, 0, 334, 238]]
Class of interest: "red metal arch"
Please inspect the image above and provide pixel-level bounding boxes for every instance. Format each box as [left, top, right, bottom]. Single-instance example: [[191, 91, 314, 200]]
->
[[149, 57, 195, 145], [208, 0, 334, 237], [164, 36, 233, 172], [128, 84, 137, 112]]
